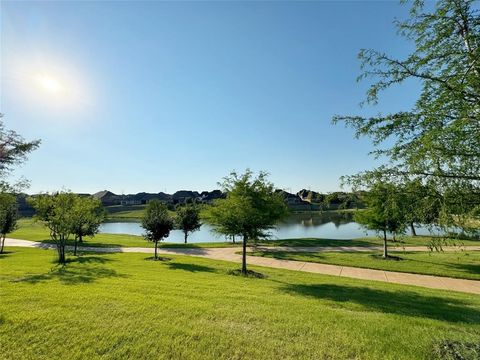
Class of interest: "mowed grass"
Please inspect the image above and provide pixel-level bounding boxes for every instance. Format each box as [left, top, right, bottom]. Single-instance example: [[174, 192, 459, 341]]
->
[[1, 247, 480, 360], [248, 250, 480, 280]]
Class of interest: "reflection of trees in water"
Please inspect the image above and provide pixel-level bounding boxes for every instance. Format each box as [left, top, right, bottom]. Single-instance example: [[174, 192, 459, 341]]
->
[[282, 212, 355, 228]]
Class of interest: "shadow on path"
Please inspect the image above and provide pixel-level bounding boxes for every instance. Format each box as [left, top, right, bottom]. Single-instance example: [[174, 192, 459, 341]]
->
[[281, 283, 480, 324]]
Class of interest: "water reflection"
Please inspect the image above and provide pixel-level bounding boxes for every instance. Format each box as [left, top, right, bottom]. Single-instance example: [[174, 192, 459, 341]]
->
[[99, 212, 379, 243], [282, 212, 354, 229]]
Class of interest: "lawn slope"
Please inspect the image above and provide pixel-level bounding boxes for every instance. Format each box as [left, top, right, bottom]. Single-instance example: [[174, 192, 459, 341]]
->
[[1, 247, 480, 359], [248, 250, 480, 280]]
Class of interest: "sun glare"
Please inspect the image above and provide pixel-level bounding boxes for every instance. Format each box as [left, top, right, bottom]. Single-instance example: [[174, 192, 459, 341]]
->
[[35, 74, 63, 94]]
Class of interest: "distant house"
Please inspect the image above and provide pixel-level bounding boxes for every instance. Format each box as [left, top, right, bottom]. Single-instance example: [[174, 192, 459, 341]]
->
[[199, 190, 224, 203], [276, 190, 318, 211], [172, 190, 200, 204], [120, 196, 142, 206], [93, 190, 122, 206]]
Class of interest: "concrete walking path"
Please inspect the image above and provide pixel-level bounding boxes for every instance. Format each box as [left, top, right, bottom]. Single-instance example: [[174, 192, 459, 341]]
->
[[5, 238, 480, 295]]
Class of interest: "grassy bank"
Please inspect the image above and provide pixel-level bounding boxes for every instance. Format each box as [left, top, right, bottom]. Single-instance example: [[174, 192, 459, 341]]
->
[[248, 250, 480, 280], [105, 205, 147, 220], [1, 246, 480, 359]]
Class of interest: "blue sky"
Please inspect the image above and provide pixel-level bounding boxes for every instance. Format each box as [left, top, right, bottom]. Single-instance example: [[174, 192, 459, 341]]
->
[[2, 1, 420, 194]]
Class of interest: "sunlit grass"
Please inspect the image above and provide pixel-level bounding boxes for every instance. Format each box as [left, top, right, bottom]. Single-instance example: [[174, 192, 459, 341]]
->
[[248, 250, 480, 280], [1, 246, 480, 359]]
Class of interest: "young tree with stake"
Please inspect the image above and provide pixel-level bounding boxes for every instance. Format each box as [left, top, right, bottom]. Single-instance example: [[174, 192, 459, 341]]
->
[[31, 192, 77, 264], [203, 170, 288, 275], [141, 200, 173, 260], [70, 196, 106, 255], [176, 204, 201, 243]]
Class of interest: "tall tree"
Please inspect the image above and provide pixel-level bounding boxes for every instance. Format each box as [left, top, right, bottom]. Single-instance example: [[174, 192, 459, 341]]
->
[[333, 0, 480, 230], [141, 200, 173, 260], [0, 115, 40, 191], [70, 196, 106, 255], [31, 192, 77, 264], [0, 193, 17, 253], [176, 204, 201, 243], [203, 170, 288, 275], [355, 182, 407, 258]]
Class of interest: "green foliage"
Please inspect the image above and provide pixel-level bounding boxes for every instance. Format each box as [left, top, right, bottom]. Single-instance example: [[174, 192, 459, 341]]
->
[[325, 192, 364, 210], [0, 192, 17, 253], [0, 114, 40, 191], [333, 0, 480, 229], [141, 200, 174, 258], [70, 196, 106, 254], [175, 205, 201, 243], [204, 170, 289, 241], [29, 192, 106, 262], [402, 179, 442, 233], [203, 170, 288, 273], [30, 192, 78, 264], [71, 197, 105, 239], [355, 182, 408, 257]]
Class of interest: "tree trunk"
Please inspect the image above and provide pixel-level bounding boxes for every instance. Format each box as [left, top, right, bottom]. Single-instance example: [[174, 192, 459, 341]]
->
[[410, 223, 417, 236], [0, 235, 5, 253], [154, 241, 158, 260], [184, 232, 188, 244], [58, 240, 66, 264], [382, 230, 388, 259], [232, 235, 235, 244], [74, 237, 78, 256], [79, 233, 83, 243], [242, 235, 248, 275]]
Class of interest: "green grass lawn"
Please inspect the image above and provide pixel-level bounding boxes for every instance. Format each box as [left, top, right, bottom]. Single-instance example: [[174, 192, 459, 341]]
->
[[248, 250, 480, 280], [1, 247, 480, 359]]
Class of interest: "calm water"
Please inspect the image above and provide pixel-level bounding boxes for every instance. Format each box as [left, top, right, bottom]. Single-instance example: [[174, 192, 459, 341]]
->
[[99, 212, 442, 243]]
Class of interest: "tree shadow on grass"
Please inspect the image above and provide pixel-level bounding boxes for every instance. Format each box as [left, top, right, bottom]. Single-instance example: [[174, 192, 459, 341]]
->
[[167, 262, 217, 273], [447, 262, 480, 276], [36, 239, 131, 249], [65, 255, 114, 265], [281, 283, 480, 324], [13, 255, 126, 285], [0, 251, 13, 259]]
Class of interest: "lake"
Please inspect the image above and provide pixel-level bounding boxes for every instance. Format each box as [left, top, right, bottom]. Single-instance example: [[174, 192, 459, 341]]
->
[[99, 212, 442, 243]]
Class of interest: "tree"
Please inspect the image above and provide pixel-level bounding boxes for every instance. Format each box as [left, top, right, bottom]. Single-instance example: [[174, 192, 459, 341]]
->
[[141, 200, 173, 260], [176, 204, 201, 243], [31, 192, 77, 264], [203, 170, 289, 275], [0, 193, 17, 253], [355, 182, 407, 258], [0, 114, 40, 191], [70, 196, 106, 256], [402, 179, 442, 236], [333, 0, 480, 230]]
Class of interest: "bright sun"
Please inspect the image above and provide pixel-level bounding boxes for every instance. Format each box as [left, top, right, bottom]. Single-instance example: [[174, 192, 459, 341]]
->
[[35, 74, 63, 94]]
